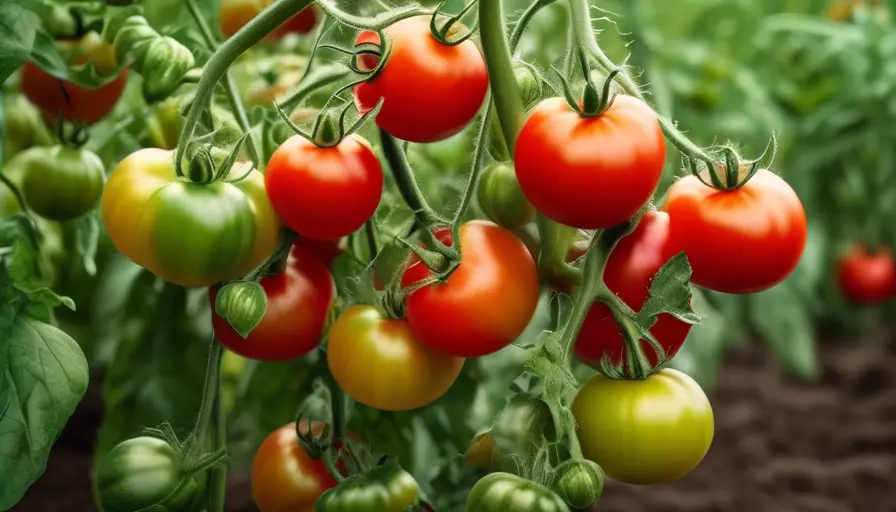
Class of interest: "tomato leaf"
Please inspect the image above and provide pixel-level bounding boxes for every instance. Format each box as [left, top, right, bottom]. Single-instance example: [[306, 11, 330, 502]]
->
[[0, 267, 89, 510], [70, 211, 101, 277], [749, 281, 819, 380], [0, 0, 39, 84], [668, 288, 730, 388], [637, 251, 700, 327]]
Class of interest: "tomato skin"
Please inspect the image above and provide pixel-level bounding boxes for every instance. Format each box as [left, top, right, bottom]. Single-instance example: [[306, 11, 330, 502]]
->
[[574, 211, 692, 368], [252, 422, 340, 512], [266, 134, 383, 240], [572, 368, 714, 485], [101, 149, 280, 287], [219, 0, 317, 39], [552, 459, 604, 510], [402, 221, 540, 358], [211, 248, 334, 361], [327, 305, 464, 411], [20, 61, 127, 125], [477, 162, 536, 231], [96, 437, 201, 512], [514, 95, 665, 230], [466, 473, 570, 512], [353, 16, 489, 143], [0, 185, 20, 219], [292, 235, 346, 268], [491, 394, 555, 457], [20, 146, 105, 221], [315, 461, 423, 512], [837, 244, 896, 304], [663, 169, 807, 294]]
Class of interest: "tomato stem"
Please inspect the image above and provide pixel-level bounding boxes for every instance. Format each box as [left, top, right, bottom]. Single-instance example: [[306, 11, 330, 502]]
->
[[314, 0, 430, 30], [451, 98, 494, 237], [208, 367, 227, 512], [536, 215, 582, 286], [479, 0, 524, 154], [0, 173, 31, 217], [175, 0, 314, 175], [599, 290, 652, 379], [188, 338, 224, 462], [278, 65, 350, 112]]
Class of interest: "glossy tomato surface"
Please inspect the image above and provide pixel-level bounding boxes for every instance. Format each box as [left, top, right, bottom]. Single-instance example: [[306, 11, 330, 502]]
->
[[574, 210, 692, 368], [252, 422, 339, 512], [403, 221, 540, 358], [572, 368, 714, 485], [663, 169, 807, 294], [515, 95, 665, 229], [266, 134, 383, 240], [327, 305, 464, 411], [211, 248, 334, 361], [353, 16, 488, 143], [20, 61, 127, 125], [837, 244, 896, 304], [20, 145, 105, 221], [465, 473, 570, 512]]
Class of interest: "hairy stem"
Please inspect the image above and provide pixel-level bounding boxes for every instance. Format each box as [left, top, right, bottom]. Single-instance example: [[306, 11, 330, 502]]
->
[[378, 130, 445, 229], [479, 0, 524, 153]]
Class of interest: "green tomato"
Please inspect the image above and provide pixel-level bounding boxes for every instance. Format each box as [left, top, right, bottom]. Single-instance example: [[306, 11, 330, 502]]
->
[[466, 473, 570, 512], [96, 436, 201, 512], [315, 461, 425, 512], [20, 146, 105, 221], [476, 162, 536, 231], [552, 459, 604, 509], [491, 393, 555, 459], [3, 93, 55, 160], [0, 182, 22, 219]]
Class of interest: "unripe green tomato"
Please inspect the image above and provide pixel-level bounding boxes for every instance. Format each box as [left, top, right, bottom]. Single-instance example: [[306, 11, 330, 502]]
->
[[315, 461, 424, 512], [3, 94, 55, 159], [466, 473, 570, 512], [552, 459, 604, 509], [514, 60, 542, 110], [477, 162, 536, 230], [21, 146, 105, 221], [97, 436, 201, 512], [0, 183, 22, 219], [491, 393, 556, 459]]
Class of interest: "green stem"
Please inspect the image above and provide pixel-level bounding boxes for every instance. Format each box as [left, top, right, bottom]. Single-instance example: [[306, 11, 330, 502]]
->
[[536, 214, 582, 286], [479, 0, 524, 153], [378, 129, 445, 229], [208, 359, 227, 512], [509, 0, 558, 52], [364, 219, 378, 262], [314, 0, 429, 30], [279, 65, 351, 112], [451, 97, 494, 233], [250, 228, 298, 280], [190, 339, 224, 455], [600, 293, 651, 379], [175, 0, 313, 175], [0, 173, 30, 215]]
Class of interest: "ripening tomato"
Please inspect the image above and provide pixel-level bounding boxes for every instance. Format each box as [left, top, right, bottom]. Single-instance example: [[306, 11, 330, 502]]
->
[[663, 169, 807, 294], [211, 248, 334, 361], [219, 0, 317, 40], [574, 210, 692, 369], [266, 134, 383, 240], [251, 422, 340, 512], [402, 221, 540, 358], [327, 305, 464, 411], [102, 149, 280, 287], [572, 369, 714, 485], [837, 244, 896, 304], [353, 16, 489, 143], [514, 95, 665, 230]]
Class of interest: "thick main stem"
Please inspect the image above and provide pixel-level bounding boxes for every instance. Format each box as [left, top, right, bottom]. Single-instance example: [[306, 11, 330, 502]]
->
[[379, 129, 443, 229], [175, 0, 313, 174], [479, 0, 524, 154]]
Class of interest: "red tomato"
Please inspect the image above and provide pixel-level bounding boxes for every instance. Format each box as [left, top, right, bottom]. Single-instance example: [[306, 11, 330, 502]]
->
[[837, 244, 896, 304], [220, 0, 317, 40], [251, 421, 341, 512], [663, 169, 807, 294], [402, 221, 540, 357], [353, 16, 489, 143], [514, 95, 666, 229], [20, 61, 127, 125], [210, 248, 334, 361], [574, 211, 692, 368], [266, 134, 383, 240], [292, 235, 346, 268]]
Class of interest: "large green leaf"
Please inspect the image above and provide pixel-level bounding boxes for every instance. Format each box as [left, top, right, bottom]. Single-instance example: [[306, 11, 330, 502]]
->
[[0, 0, 39, 84], [749, 281, 819, 380]]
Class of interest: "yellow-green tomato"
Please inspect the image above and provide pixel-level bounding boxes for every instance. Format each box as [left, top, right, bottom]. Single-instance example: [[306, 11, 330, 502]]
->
[[571, 368, 714, 485], [21, 146, 105, 221], [101, 148, 280, 287]]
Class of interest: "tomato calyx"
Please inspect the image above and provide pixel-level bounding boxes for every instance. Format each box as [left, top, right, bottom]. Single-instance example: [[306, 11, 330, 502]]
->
[[554, 65, 621, 118], [683, 139, 778, 192], [429, 3, 479, 46]]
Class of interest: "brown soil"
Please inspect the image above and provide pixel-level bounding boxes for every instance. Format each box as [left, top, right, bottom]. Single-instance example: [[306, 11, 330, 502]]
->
[[13, 337, 896, 512]]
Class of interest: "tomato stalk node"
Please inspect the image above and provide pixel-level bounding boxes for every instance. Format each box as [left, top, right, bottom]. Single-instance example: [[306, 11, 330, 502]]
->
[[314, 0, 431, 31], [430, 1, 480, 46]]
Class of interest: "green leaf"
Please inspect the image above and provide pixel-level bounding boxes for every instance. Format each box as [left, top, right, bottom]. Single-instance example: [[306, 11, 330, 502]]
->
[[749, 281, 819, 379], [71, 212, 101, 277], [637, 251, 700, 327], [0, 272, 89, 510], [0, 0, 39, 84], [668, 287, 730, 388]]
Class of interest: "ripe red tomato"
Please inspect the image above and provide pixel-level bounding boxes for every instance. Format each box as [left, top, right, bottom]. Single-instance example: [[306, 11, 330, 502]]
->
[[292, 235, 345, 268], [20, 61, 127, 125], [663, 169, 807, 294], [837, 244, 896, 304], [266, 134, 383, 240], [402, 221, 540, 357], [574, 211, 692, 368], [353, 16, 489, 143], [210, 248, 334, 361], [514, 95, 666, 229], [251, 421, 340, 512], [220, 0, 317, 40]]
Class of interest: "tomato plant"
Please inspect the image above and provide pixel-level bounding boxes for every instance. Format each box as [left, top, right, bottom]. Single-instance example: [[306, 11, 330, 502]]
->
[[836, 244, 896, 304], [19, 146, 105, 221], [663, 169, 808, 294], [477, 162, 536, 230], [315, 460, 426, 512], [466, 473, 570, 511], [572, 369, 714, 485], [220, 0, 318, 40], [402, 221, 540, 358], [353, 16, 489, 143]]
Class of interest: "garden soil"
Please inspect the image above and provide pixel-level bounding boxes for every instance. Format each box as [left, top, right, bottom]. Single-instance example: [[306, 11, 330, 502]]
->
[[14, 336, 896, 512]]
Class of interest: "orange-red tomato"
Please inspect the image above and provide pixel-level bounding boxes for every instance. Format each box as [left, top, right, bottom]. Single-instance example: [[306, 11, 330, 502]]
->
[[663, 169, 807, 294], [574, 211, 692, 369], [266, 134, 383, 240], [353, 16, 489, 143], [251, 421, 339, 512], [837, 244, 896, 304], [514, 95, 666, 229], [20, 61, 127, 125], [210, 248, 334, 361], [219, 0, 317, 39], [402, 221, 540, 357]]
